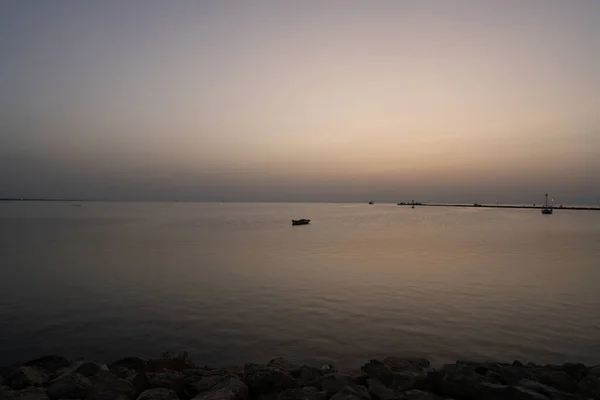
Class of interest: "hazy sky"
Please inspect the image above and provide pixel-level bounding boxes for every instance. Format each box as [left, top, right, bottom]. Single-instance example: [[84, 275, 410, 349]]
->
[[1, 1, 599, 203]]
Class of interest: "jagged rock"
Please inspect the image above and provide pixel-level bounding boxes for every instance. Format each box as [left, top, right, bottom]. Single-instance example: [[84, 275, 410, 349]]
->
[[329, 386, 371, 400], [0, 386, 13, 400], [243, 364, 297, 394], [148, 372, 184, 391], [321, 375, 359, 395], [86, 372, 136, 400], [533, 371, 579, 394], [361, 361, 392, 382], [137, 389, 178, 400], [382, 359, 429, 374], [403, 391, 443, 400], [7, 367, 49, 390], [47, 373, 91, 399], [278, 387, 326, 400], [577, 375, 600, 398], [74, 364, 102, 379], [11, 388, 49, 400], [131, 373, 151, 395], [366, 379, 406, 400], [546, 364, 588, 382], [427, 368, 509, 399], [24, 357, 71, 375], [192, 377, 247, 400], [518, 379, 558, 396], [298, 367, 324, 388], [511, 386, 550, 400]]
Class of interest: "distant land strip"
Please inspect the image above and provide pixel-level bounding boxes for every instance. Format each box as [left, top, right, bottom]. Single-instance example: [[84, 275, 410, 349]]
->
[[398, 203, 600, 211]]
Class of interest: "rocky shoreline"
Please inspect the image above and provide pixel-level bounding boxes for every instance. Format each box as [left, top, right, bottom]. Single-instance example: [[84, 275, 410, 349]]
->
[[1, 355, 599, 400]]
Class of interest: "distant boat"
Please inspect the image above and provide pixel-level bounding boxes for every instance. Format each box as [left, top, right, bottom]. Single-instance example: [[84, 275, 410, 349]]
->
[[368, 201, 374, 205], [292, 219, 310, 226], [541, 193, 553, 215]]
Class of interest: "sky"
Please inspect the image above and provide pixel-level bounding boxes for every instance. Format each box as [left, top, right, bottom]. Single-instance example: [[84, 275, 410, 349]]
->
[[1, 1, 599, 204]]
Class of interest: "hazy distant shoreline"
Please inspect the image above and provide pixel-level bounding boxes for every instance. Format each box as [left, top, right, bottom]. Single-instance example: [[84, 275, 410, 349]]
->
[[2, 198, 599, 210], [3, 354, 599, 399]]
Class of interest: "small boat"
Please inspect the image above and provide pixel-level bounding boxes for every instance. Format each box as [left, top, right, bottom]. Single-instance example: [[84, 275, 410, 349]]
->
[[541, 193, 553, 215], [292, 219, 310, 226], [368, 201, 374, 205]]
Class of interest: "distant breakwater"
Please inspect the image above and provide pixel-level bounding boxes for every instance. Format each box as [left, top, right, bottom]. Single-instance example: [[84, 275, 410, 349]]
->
[[2, 354, 599, 400], [398, 203, 600, 211]]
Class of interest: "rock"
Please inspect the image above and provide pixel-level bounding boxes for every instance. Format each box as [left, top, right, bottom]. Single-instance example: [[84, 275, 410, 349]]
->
[[137, 389, 178, 400], [195, 376, 228, 394], [589, 365, 600, 377], [24, 357, 71, 375], [297, 367, 324, 388], [47, 373, 91, 399], [74, 364, 101, 379], [266, 359, 298, 373], [148, 372, 184, 391], [7, 367, 49, 390], [11, 388, 49, 400], [382, 359, 430, 374], [361, 361, 392, 382], [577, 375, 600, 398], [518, 379, 558, 396], [533, 371, 579, 394], [192, 377, 247, 400], [510, 386, 550, 400], [329, 386, 371, 400], [1, 386, 14, 400], [321, 375, 359, 395], [546, 364, 588, 382], [403, 391, 443, 400], [131, 374, 151, 395], [366, 379, 406, 400], [86, 372, 136, 400], [277, 387, 326, 400], [243, 364, 297, 394], [427, 368, 510, 399]]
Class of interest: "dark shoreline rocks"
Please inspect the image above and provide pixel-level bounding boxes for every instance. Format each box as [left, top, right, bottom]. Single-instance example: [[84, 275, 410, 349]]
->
[[1, 356, 599, 400]]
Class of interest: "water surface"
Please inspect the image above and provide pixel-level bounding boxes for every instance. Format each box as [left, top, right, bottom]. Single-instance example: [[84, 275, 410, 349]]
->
[[1, 202, 599, 367]]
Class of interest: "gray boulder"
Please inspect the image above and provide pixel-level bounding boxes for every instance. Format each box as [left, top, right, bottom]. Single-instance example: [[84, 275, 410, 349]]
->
[[577, 375, 600, 398], [329, 386, 371, 400], [321, 375, 359, 395], [298, 367, 324, 388], [533, 371, 579, 394], [366, 379, 406, 400], [47, 373, 91, 399], [86, 372, 136, 400], [192, 377, 247, 400], [518, 379, 558, 396], [277, 387, 326, 400], [7, 367, 49, 390], [243, 364, 297, 394], [510, 386, 550, 400], [24, 357, 71, 376], [361, 361, 392, 382], [403, 391, 443, 400], [74, 364, 102, 379], [137, 389, 178, 400], [148, 372, 184, 391], [131, 374, 151, 395], [382, 359, 429, 374], [11, 388, 49, 400]]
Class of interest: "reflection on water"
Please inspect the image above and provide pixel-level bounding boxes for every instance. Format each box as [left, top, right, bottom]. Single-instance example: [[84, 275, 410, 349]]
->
[[1, 202, 599, 367]]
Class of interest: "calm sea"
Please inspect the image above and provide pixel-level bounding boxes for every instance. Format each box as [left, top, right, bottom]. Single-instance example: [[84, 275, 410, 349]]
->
[[1, 202, 599, 368]]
